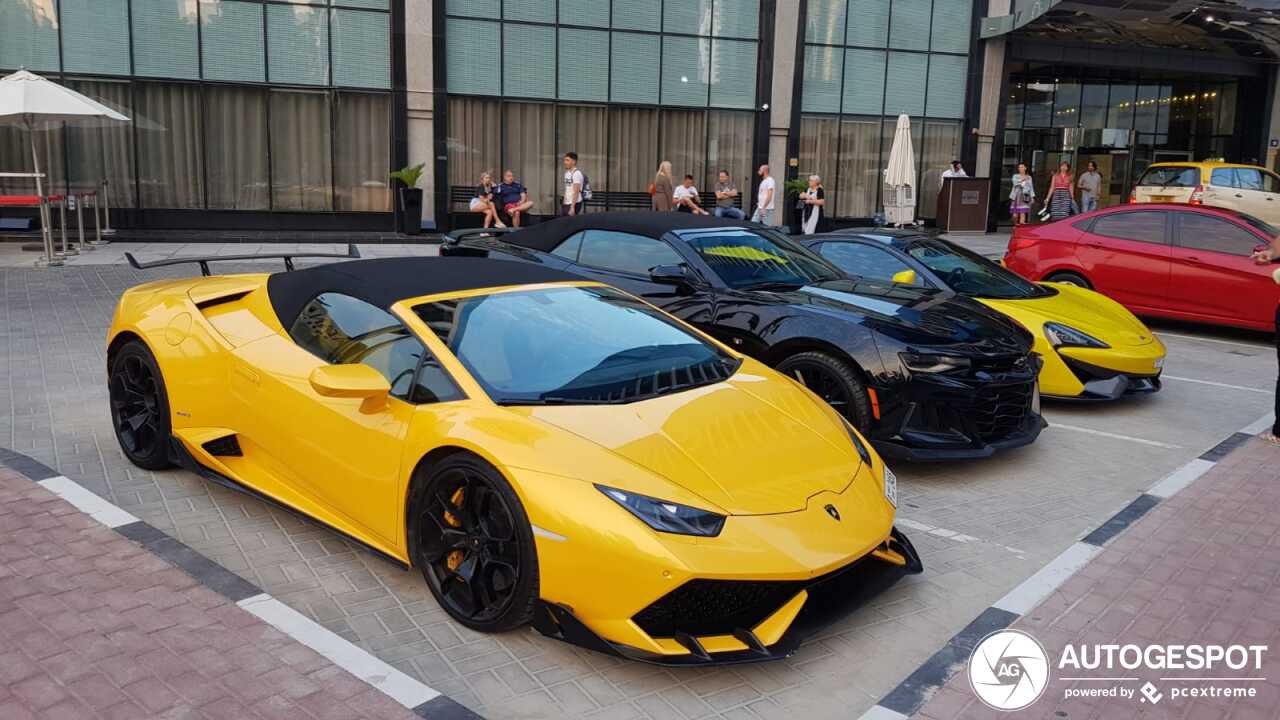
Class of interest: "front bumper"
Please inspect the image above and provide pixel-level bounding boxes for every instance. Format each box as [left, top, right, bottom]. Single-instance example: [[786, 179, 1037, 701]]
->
[[868, 359, 1046, 462], [530, 528, 923, 666], [1043, 350, 1164, 401]]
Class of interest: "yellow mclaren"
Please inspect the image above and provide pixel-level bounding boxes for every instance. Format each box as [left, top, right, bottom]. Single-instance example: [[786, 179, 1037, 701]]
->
[[107, 248, 920, 665], [803, 231, 1166, 400]]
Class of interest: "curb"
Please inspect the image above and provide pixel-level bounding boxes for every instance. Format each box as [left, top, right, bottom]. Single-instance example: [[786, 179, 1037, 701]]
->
[[856, 413, 1274, 720], [0, 447, 483, 720]]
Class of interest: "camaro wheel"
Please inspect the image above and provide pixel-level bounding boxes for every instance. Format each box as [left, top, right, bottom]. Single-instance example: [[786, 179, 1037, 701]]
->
[[108, 340, 174, 471], [1045, 271, 1091, 289], [408, 454, 539, 633], [777, 351, 873, 431]]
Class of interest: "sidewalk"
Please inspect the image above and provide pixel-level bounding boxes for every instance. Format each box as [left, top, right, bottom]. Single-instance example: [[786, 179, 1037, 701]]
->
[[915, 436, 1280, 719], [0, 462, 420, 720]]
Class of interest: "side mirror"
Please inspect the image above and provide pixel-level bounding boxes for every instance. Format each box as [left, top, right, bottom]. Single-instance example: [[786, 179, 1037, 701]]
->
[[649, 264, 694, 286], [309, 364, 391, 412], [891, 269, 918, 285]]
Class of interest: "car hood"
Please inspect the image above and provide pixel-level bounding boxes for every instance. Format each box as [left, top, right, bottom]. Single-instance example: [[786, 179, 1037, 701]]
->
[[517, 367, 861, 516], [980, 284, 1155, 347], [760, 279, 1031, 355]]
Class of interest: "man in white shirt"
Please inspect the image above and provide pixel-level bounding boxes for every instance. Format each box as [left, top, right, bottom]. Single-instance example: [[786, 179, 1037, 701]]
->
[[751, 164, 776, 225], [672, 175, 708, 215], [562, 152, 583, 216], [940, 160, 967, 187]]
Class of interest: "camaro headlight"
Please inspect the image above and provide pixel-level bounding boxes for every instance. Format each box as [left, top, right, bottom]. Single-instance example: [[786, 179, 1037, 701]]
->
[[899, 352, 971, 374], [595, 485, 726, 537], [1043, 322, 1109, 349]]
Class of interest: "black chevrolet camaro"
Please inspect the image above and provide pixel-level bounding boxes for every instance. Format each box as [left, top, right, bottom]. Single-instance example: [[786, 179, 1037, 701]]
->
[[443, 213, 1045, 461]]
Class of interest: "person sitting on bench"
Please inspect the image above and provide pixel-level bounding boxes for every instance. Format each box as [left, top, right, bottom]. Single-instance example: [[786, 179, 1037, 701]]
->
[[469, 172, 505, 228], [496, 170, 534, 227], [673, 175, 708, 215]]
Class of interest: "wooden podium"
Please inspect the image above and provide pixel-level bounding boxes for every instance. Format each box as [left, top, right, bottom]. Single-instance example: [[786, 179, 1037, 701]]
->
[[937, 177, 989, 233]]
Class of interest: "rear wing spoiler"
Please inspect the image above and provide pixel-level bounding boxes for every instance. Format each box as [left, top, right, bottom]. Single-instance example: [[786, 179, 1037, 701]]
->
[[124, 244, 361, 276], [441, 227, 516, 247]]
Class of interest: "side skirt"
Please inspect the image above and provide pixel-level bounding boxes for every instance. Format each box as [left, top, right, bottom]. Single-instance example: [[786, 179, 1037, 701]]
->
[[168, 437, 410, 572]]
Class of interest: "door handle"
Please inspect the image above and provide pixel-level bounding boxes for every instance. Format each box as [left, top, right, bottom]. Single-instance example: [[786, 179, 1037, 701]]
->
[[1235, 194, 1244, 198], [1185, 255, 1203, 264]]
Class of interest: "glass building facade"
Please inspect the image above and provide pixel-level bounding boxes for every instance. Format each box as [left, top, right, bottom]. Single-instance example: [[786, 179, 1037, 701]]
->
[[799, 0, 973, 221], [0, 0, 395, 222], [442, 0, 762, 214]]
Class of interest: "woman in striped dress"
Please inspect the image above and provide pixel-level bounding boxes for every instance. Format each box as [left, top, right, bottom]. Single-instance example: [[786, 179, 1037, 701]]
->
[[1048, 162, 1075, 222]]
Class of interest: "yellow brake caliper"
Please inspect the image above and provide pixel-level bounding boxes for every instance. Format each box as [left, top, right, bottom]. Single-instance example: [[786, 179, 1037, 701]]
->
[[444, 487, 466, 571]]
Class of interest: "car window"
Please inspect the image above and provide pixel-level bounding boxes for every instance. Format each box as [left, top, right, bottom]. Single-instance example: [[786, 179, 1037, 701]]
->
[[289, 293, 462, 403], [680, 228, 843, 289], [1263, 172, 1280, 194], [818, 242, 922, 285], [1209, 169, 1236, 188], [1137, 166, 1198, 188], [576, 230, 684, 275], [905, 238, 1051, 299], [1235, 168, 1263, 191], [1090, 211, 1168, 245], [551, 231, 584, 261], [1176, 214, 1263, 257], [414, 286, 739, 405]]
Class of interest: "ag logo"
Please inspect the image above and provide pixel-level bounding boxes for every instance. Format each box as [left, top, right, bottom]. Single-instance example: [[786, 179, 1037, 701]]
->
[[968, 629, 1050, 711]]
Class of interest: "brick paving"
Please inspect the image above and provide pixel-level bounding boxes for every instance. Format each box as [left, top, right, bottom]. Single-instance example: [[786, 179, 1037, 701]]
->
[[916, 437, 1280, 719], [0, 463, 418, 720]]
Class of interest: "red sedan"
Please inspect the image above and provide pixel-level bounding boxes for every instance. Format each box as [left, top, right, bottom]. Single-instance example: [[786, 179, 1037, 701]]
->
[[1004, 204, 1277, 332]]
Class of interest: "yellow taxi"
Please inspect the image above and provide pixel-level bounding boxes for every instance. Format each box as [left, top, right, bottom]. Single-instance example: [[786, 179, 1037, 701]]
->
[[1130, 160, 1280, 225]]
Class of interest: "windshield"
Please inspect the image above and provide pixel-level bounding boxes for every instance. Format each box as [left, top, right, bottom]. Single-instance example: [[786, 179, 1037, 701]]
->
[[680, 228, 843, 289], [905, 239, 1053, 300], [414, 286, 740, 405], [1137, 166, 1198, 188]]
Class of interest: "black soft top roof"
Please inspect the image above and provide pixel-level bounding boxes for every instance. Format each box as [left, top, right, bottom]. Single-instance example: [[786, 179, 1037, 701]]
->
[[503, 211, 758, 252], [266, 257, 582, 329]]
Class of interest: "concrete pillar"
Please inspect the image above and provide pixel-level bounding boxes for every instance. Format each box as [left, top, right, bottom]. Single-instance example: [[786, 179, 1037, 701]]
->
[[974, 0, 1010, 180], [767, 0, 801, 226], [405, 1, 436, 225]]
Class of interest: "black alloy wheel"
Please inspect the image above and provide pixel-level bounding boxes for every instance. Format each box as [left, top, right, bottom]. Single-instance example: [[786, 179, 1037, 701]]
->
[[410, 455, 539, 632], [776, 351, 873, 431], [1045, 271, 1092, 289], [108, 340, 173, 470]]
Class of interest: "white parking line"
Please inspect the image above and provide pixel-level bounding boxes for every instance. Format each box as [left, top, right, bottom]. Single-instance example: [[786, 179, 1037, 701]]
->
[[1049, 423, 1181, 449], [1162, 375, 1270, 394], [1156, 331, 1271, 350], [896, 517, 1026, 556]]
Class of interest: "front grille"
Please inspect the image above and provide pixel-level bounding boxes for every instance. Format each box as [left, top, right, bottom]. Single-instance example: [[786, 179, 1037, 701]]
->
[[632, 579, 803, 638], [972, 353, 1032, 374], [971, 382, 1034, 442]]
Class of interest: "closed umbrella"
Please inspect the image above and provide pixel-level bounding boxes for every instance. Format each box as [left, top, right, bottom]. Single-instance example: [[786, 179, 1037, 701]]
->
[[883, 114, 917, 227]]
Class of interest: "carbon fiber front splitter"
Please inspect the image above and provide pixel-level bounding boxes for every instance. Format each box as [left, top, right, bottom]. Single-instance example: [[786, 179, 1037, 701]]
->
[[530, 527, 923, 666]]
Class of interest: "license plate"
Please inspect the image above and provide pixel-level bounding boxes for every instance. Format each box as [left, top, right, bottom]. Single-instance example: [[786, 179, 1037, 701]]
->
[[1032, 382, 1042, 414], [1150, 195, 1172, 203], [883, 466, 898, 508]]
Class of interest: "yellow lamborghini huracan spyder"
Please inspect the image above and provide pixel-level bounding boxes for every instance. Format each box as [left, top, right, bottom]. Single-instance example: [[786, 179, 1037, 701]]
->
[[804, 231, 1166, 400], [107, 249, 920, 664]]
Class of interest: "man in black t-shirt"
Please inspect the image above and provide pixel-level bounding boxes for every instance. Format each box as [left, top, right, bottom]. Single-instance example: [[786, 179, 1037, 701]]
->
[[1252, 241, 1280, 444]]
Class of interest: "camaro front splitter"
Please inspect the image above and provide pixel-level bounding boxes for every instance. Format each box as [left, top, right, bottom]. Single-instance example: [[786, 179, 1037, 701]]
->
[[530, 527, 923, 666]]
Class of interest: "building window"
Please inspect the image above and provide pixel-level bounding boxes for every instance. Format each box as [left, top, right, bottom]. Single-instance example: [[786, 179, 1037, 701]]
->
[[132, 0, 201, 80], [62, 0, 131, 75], [270, 90, 334, 211], [800, 0, 972, 219], [204, 86, 270, 210]]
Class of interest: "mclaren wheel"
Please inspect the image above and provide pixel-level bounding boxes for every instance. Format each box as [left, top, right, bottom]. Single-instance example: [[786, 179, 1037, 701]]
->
[[1045, 271, 1092, 289], [777, 351, 873, 431], [108, 340, 174, 471], [408, 454, 539, 633]]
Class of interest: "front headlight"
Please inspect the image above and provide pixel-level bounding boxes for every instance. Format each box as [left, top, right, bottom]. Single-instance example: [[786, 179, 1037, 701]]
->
[[899, 352, 972, 374], [1043, 322, 1109, 349], [841, 418, 873, 466], [595, 485, 726, 537]]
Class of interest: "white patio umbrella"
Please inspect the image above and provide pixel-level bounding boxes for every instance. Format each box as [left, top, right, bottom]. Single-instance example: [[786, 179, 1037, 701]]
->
[[0, 69, 130, 200], [883, 114, 917, 227]]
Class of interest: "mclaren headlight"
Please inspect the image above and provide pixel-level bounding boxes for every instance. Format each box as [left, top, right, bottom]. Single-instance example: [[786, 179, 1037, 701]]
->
[[841, 418, 873, 466], [595, 485, 726, 537], [900, 352, 972, 374], [1043, 322, 1109, 349]]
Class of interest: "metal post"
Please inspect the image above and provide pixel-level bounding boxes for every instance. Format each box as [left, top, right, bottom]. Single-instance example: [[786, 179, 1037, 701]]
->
[[75, 193, 86, 253], [101, 179, 116, 235], [58, 197, 75, 257], [92, 192, 102, 247], [35, 197, 63, 267]]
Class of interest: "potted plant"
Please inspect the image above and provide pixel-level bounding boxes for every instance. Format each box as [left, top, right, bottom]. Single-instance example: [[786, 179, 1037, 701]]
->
[[783, 178, 809, 231], [390, 163, 425, 235]]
